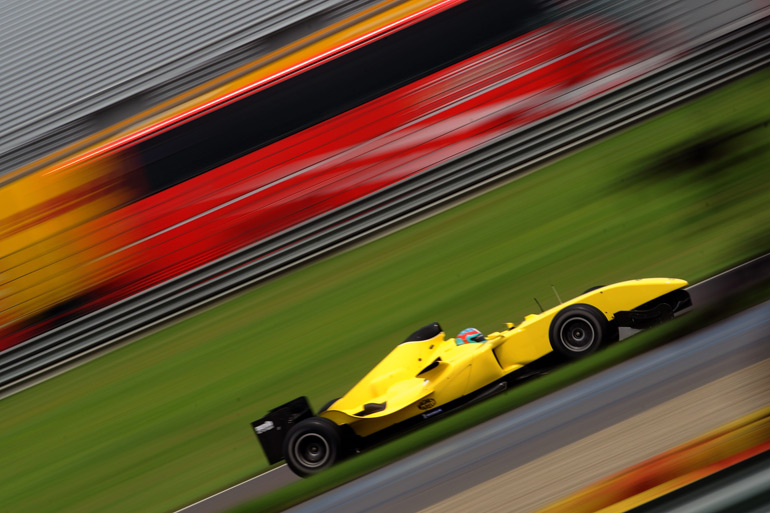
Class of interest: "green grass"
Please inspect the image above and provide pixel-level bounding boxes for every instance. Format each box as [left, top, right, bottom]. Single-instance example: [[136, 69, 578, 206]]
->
[[233, 277, 770, 513], [1, 70, 769, 513]]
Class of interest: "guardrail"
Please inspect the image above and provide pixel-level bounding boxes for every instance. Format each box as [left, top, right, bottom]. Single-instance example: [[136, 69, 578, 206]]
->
[[1, 9, 768, 396], [0, 0, 402, 174], [627, 449, 770, 513], [537, 408, 770, 512]]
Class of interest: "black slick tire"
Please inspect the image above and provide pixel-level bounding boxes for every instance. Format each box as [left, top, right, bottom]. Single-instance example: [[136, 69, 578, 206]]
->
[[318, 397, 340, 414], [549, 304, 608, 359], [283, 417, 342, 477]]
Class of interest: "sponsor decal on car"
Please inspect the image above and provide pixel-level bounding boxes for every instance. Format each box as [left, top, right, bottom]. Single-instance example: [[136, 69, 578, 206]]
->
[[255, 420, 274, 434], [422, 408, 443, 419], [418, 398, 437, 410]]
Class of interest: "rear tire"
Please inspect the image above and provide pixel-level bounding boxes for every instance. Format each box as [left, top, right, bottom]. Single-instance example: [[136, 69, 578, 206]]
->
[[549, 304, 608, 359], [284, 417, 342, 477]]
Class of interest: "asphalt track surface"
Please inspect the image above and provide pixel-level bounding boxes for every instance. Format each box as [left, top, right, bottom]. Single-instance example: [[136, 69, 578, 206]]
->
[[286, 300, 770, 513], [176, 255, 770, 513]]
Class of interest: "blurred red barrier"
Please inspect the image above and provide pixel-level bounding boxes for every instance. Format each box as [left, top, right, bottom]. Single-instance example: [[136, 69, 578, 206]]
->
[[0, 12, 650, 350]]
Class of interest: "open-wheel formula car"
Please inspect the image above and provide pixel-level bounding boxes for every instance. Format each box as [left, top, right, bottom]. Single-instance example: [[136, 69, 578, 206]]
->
[[252, 278, 691, 476]]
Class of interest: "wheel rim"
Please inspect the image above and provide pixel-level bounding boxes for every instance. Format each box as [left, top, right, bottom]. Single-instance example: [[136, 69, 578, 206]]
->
[[294, 433, 331, 468], [560, 317, 596, 352]]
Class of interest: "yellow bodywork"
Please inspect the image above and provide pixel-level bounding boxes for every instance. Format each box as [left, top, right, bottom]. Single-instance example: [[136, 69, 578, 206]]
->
[[321, 278, 687, 437]]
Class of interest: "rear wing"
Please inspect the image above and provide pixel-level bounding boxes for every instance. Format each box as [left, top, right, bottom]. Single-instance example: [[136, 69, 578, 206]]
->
[[251, 396, 313, 464]]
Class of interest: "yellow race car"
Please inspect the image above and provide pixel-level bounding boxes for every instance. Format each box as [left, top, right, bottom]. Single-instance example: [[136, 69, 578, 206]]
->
[[252, 278, 691, 476]]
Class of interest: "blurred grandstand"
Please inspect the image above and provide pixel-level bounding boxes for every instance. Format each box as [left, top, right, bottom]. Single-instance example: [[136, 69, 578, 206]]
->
[[0, 0, 394, 171], [0, 0, 767, 368]]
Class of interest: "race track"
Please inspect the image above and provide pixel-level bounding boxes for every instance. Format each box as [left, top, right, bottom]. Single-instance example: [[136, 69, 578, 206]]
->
[[287, 299, 770, 513], [177, 256, 770, 513]]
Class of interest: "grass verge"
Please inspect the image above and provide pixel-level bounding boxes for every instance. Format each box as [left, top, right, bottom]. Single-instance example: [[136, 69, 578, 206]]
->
[[232, 277, 770, 513], [0, 70, 768, 513]]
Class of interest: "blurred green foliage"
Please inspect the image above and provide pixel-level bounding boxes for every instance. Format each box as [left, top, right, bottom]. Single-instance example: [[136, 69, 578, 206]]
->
[[234, 275, 770, 513], [0, 70, 768, 513]]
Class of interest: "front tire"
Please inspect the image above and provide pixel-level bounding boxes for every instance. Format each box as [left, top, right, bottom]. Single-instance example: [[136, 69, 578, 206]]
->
[[284, 417, 342, 477], [549, 304, 608, 359], [318, 397, 340, 414]]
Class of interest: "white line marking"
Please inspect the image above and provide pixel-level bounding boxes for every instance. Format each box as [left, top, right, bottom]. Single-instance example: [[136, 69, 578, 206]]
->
[[172, 464, 288, 512]]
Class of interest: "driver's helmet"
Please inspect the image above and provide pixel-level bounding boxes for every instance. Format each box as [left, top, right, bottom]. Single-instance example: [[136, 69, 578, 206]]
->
[[456, 327, 486, 345]]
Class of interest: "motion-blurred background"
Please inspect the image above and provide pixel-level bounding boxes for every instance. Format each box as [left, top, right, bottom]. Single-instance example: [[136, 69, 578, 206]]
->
[[0, 0, 768, 512]]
